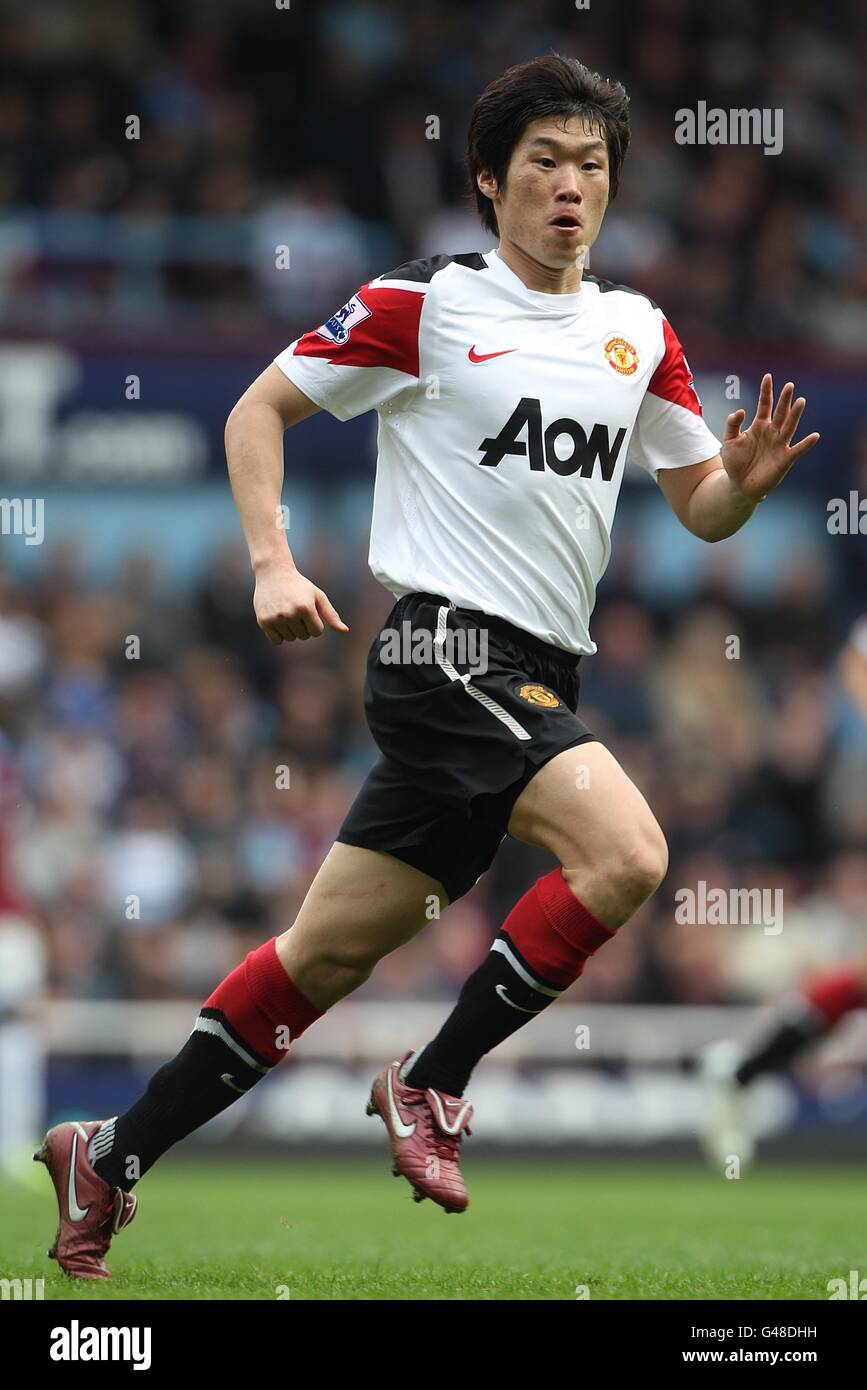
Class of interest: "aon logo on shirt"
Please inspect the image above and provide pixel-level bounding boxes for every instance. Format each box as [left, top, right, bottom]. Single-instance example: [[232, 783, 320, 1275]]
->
[[478, 397, 627, 480]]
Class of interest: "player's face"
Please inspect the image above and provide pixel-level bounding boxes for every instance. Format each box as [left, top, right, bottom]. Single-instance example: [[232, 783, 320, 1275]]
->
[[484, 115, 610, 276]]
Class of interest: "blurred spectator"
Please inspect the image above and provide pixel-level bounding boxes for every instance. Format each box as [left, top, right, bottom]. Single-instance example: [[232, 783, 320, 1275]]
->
[[1, 0, 866, 1009], [0, 0, 863, 340], [0, 531, 864, 1004]]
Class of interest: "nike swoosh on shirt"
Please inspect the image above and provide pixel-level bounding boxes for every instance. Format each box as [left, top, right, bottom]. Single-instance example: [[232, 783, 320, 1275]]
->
[[468, 345, 517, 363], [68, 1129, 92, 1222], [387, 1068, 416, 1138], [496, 983, 545, 1014]]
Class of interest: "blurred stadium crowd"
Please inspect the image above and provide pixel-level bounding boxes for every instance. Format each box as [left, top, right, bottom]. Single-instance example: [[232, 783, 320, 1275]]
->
[[2, 537, 867, 1009], [0, 0, 865, 346], [1, 0, 867, 1018]]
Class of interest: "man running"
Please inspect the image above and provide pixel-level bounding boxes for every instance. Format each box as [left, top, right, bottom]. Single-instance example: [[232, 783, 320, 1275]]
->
[[36, 52, 819, 1277]]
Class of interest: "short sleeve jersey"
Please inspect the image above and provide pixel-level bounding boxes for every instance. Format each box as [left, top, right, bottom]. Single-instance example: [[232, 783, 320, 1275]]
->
[[275, 249, 721, 655]]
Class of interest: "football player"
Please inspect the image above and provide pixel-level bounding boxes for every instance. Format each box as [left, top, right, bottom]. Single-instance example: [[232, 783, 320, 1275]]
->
[[37, 53, 819, 1276]]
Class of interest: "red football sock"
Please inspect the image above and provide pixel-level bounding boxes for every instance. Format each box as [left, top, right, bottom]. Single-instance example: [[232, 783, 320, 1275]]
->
[[501, 866, 615, 987], [735, 965, 867, 1088], [90, 939, 326, 1190], [203, 937, 323, 1065], [405, 869, 616, 1096], [805, 967, 867, 1027]]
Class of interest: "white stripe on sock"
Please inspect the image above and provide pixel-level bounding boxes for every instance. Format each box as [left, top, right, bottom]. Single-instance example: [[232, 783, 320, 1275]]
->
[[491, 938, 562, 997], [192, 1015, 271, 1075]]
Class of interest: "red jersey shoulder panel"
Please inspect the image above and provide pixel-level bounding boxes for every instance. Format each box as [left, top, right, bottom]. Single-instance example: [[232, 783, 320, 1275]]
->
[[292, 282, 425, 378], [647, 318, 703, 417]]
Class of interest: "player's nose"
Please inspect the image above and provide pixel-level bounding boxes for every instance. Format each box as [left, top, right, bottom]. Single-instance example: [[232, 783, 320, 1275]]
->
[[554, 177, 582, 203]]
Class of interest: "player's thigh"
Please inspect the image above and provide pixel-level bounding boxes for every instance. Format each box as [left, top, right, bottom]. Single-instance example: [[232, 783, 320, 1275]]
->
[[508, 741, 668, 898], [276, 841, 447, 976]]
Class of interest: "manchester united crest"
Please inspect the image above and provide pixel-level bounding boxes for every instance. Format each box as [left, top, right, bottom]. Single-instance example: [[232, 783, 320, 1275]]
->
[[604, 336, 639, 375], [516, 682, 561, 708]]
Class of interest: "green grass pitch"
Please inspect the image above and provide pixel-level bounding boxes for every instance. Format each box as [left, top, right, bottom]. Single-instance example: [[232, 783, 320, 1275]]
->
[[1, 1157, 863, 1300]]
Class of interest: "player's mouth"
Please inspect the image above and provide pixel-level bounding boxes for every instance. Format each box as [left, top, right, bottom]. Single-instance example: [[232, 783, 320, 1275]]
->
[[549, 214, 582, 235]]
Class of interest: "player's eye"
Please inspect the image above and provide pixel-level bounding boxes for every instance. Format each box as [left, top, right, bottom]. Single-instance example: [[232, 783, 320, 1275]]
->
[[535, 157, 556, 168]]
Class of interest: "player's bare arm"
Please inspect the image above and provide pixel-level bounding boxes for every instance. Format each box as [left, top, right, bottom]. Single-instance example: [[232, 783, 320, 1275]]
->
[[658, 374, 821, 541], [225, 364, 348, 643]]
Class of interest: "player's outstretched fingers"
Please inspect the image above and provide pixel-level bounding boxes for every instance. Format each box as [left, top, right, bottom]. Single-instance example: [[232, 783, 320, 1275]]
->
[[781, 395, 806, 444], [772, 382, 795, 429], [785, 429, 821, 462], [723, 408, 746, 441]]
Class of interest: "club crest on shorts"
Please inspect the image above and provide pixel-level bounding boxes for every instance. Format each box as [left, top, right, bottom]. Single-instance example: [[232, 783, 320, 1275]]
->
[[515, 682, 561, 708], [603, 335, 639, 375], [315, 293, 371, 346]]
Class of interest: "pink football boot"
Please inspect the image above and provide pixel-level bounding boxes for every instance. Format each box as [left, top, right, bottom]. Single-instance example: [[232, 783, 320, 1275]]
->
[[33, 1119, 137, 1279], [366, 1053, 473, 1213]]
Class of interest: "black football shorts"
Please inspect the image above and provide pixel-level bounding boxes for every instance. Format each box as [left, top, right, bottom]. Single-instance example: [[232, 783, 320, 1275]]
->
[[337, 591, 597, 902]]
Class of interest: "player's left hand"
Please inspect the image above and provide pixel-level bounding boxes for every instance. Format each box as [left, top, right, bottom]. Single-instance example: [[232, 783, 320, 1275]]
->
[[721, 374, 820, 502]]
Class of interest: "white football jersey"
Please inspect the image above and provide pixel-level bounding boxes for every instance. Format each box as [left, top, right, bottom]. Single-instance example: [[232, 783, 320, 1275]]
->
[[274, 248, 721, 656]]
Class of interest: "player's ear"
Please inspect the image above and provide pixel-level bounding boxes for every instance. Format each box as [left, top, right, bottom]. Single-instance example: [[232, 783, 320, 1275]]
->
[[477, 168, 498, 200]]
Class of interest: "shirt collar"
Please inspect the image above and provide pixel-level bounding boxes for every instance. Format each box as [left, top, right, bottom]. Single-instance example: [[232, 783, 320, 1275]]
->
[[483, 248, 586, 315]]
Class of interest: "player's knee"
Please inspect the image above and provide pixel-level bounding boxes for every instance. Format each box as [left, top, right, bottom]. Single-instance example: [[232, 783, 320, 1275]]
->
[[617, 824, 668, 905], [559, 818, 667, 920]]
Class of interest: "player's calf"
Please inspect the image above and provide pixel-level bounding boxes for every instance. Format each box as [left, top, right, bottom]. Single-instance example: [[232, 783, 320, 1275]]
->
[[375, 865, 608, 1201], [405, 866, 616, 1098], [85, 938, 324, 1193], [53, 845, 439, 1210], [34, 934, 326, 1275], [275, 937, 379, 1010], [405, 745, 667, 1101], [275, 843, 447, 1009]]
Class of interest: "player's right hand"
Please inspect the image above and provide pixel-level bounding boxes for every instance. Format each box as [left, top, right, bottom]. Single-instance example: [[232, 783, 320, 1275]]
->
[[253, 562, 349, 644]]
